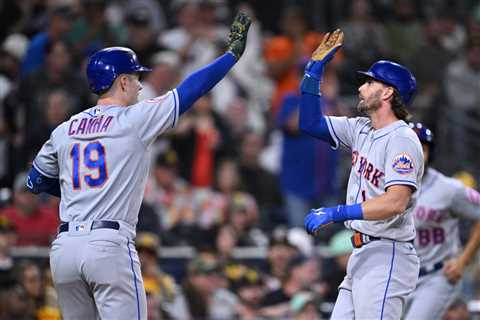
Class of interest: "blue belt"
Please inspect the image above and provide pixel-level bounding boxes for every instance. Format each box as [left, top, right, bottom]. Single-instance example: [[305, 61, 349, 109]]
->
[[419, 261, 444, 277], [59, 220, 120, 233]]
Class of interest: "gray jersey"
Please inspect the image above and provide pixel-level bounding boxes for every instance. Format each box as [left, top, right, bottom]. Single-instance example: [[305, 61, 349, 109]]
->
[[33, 90, 179, 234], [413, 167, 480, 266], [326, 117, 424, 241]]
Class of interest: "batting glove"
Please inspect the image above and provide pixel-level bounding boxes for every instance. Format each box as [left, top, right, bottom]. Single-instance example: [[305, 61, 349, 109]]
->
[[227, 12, 251, 61], [304, 29, 344, 80], [304, 204, 363, 235]]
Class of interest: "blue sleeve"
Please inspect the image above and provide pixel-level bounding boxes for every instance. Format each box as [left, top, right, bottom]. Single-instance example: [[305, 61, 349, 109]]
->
[[27, 166, 61, 198], [299, 92, 335, 146], [176, 52, 236, 114]]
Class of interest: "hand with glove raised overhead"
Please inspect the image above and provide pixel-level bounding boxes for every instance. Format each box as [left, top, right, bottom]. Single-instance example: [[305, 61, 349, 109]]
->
[[227, 12, 251, 61], [301, 29, 343, 95]]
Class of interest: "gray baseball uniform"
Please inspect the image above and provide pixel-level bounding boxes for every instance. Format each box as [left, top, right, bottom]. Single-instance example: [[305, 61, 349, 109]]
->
[[326, 117, 424, 320], [405, 167, 480, 320], [33, 90, 179, 320]]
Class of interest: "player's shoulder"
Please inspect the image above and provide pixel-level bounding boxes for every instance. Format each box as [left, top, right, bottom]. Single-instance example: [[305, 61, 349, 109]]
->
[[344, 116, 371, 132], [428, 167, 464, 191], [391, 122, 422, 146]]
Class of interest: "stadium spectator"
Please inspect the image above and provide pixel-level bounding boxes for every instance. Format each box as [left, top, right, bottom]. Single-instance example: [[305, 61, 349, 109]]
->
[[20, 4, 76, 77], [136, 232, 189, 319], [0, 172, 58, 246]]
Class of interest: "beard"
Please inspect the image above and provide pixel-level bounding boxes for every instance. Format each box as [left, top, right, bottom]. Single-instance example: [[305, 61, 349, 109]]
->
[[357, 90, 382, 114]]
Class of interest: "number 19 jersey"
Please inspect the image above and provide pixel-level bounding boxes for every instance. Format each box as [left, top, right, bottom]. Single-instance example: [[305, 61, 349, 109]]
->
[[32, 90, 179, 231]]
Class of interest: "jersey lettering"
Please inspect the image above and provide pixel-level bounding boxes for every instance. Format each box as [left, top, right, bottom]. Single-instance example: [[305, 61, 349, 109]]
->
[[354, 152, 386, 189], [416, 227, 445, 246], [68, 116, 114, 136], [414, 206, 446, 223]]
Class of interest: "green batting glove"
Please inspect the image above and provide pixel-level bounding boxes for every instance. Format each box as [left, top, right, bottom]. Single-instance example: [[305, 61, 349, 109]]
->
[[227, 12, 251, 61]]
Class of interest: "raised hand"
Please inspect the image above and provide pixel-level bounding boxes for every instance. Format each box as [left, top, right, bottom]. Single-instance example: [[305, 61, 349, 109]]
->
[[227, 12, 252, 61]]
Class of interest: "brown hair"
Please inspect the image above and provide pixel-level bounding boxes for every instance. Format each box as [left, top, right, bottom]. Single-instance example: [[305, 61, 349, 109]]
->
[[391, 90, 411, 121]]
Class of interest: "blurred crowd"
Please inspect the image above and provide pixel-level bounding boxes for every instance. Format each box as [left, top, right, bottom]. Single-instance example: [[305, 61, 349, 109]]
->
[[0, 0, 480, 319]]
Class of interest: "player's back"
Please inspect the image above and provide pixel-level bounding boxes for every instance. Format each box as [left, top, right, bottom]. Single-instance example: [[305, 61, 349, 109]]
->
[[34, 91, 179, 230]]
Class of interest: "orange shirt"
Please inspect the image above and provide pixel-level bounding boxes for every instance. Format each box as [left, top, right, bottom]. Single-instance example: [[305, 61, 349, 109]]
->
[[264, 32, 343, 115]]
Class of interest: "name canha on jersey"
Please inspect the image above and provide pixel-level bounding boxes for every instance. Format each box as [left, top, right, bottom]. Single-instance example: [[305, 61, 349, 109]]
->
[[33, 90, 179, 231]]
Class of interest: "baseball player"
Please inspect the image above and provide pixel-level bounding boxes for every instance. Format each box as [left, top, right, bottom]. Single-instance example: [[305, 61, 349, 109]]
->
[[25, 12, 251, 320], [404, 123, 480, 320], [300, 29, 423, 319]]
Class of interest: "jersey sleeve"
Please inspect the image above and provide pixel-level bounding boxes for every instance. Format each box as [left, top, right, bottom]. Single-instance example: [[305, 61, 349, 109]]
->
[[384, 136, 423, 191], [450, 182, 480, 220], [33, 135, 59, 178], [325, 116, 367, 150], [123, 89, 180, 146]]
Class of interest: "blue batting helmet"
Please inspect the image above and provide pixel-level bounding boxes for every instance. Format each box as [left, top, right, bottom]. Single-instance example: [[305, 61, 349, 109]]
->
[[86, 47, 151, 94], [409, 122, 435, 162], [357, 60, 417, 105]]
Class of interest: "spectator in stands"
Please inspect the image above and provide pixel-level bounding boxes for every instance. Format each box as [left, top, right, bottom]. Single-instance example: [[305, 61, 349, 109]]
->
[[172, 95, 234, 187], [261, 253, 319, 318], [216, 223, 238, 262], [0, 33, 29, 101], [1, 172, 58, 246], [229, 267, 266, 319], [289, 291, 321, 320], [444, 41, 480, 170], [124, 6, 165, 66], [263, 6, 328, 116], [159, 0, 219, 77], [442, 299, 471, 320], [16, 260, 44, 318], [27, 89, 72, 155], [20, 4, 76, 77], [238, 129, 283, 228], [0, 105, 15, 189], [321, 230, 353, 303], [67, 0, 121, 58], [263, 230, 298, 291], [409, 12, 455, 123], [338, 0, 390, 95], [183, 254, 236, 319], [224, 193, 267, 247], [16, 39, 91, 162], [384, 0, 423, 64], [1, 284, 30, 319], [0, 216, 16, 290], [139, 50, 181, 100], [143, 150, 195, 245], [137, 201, 162, 235], [136, 232, 189, 319]]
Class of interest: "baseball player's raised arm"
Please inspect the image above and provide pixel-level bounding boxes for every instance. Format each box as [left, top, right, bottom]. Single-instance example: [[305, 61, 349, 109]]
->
[[176, 12, 251, 114], [125, 13, 251, 146], [299, 29, 348, 148], [176, 52, 236, 113]]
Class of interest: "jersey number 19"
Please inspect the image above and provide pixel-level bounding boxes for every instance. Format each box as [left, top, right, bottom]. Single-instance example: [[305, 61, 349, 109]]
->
[[70, 141, 109, 189]]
